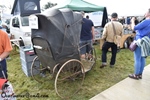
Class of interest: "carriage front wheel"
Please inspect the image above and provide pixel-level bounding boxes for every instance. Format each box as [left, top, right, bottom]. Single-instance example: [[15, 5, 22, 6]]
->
[[54, 59, 85, 99], [31, 56, 53, 83]]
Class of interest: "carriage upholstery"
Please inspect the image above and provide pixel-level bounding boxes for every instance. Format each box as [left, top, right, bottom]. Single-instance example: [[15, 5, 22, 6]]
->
[[31, 8, 82, 67]]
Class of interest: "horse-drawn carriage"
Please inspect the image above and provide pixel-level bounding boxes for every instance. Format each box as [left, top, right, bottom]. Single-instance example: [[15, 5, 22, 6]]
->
[[30, 8, 96, 98]]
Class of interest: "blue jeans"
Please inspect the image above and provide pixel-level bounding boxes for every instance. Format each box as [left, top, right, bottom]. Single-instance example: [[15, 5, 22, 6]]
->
[[134, 46, 145, 75], [0, 59, 8, 78], [79, 40, 92, 55]]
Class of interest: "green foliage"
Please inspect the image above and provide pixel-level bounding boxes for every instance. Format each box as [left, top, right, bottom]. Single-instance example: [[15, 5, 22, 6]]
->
[[41, 2, 57, 11], [7, 45, 150, 100]]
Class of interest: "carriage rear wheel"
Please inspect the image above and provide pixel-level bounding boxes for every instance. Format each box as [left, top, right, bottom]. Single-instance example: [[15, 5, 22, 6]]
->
[[54, 59, 85, 99], [31, 56, 53, 83]]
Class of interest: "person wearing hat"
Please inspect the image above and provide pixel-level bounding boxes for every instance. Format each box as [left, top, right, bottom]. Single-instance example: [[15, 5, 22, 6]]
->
[[100, 12, 123, 68], [79, 11, 95, 59]]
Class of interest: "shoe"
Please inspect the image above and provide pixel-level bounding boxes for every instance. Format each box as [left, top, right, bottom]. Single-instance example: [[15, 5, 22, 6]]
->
[[138, 74, 142, 79], [6, 57, 11, 60], [100, 64, 107, 68], [110, 65, 114, 68], [128, 74, 139, 80]]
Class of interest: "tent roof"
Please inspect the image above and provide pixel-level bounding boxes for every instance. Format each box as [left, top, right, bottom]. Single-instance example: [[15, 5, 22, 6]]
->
[[51, 0, 104, 12], [44, 0, 108, 27]]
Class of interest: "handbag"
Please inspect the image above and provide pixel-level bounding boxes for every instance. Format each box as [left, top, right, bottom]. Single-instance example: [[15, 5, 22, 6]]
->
[[129, 32, 150, 52], [129, 40, 137, 52], [112, 22, 122, 47]]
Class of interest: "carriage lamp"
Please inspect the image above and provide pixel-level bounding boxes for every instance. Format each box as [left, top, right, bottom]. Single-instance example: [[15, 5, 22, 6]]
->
[[33, 45, 43, 50]]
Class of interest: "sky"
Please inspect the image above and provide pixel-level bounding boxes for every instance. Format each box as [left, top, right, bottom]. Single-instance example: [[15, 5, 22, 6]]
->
[[0, 0, 149, 16]]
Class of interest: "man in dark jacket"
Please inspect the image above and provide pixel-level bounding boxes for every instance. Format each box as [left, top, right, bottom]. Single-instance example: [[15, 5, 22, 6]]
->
[[80, 11, 95, 59]]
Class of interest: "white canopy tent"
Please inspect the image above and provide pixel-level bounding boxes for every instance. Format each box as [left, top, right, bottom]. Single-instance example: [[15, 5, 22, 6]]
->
[[1, 0, 149, 17], [85, 0, 149, 17], [1, 12, 12, 20]]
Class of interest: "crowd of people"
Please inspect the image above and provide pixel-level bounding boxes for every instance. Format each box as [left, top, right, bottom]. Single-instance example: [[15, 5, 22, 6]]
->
[[118, 16, 142, 33], [79, 8, 150, 80]]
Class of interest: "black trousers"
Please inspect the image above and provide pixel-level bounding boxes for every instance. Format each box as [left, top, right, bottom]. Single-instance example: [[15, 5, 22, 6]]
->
[[101, 42, 117, 65]]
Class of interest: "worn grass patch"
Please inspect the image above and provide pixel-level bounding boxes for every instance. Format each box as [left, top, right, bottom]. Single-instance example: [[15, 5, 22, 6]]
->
[[7, 45, 150, 100]]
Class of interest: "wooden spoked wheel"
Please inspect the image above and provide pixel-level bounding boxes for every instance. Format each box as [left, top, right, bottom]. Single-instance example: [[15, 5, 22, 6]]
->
[[31, 56, 53, 83], [54, 59, 85, 99]]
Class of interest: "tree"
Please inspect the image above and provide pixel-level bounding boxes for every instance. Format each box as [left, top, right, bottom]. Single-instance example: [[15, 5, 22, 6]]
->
[[0, 5, 7, 19], [0, 5, 7, 12], [42, 2, 57, 11], [0, 5, 6, 9]]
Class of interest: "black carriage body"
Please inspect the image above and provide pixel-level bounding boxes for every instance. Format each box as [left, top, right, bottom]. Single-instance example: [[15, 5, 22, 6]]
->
[[31, 8, 82, 67]]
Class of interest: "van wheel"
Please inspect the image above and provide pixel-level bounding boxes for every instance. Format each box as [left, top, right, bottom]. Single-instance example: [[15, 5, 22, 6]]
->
[[19, 39, 25, 46]]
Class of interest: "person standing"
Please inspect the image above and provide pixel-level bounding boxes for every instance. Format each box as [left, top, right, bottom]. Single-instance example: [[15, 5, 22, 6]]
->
[[86, 15, 89, 19], [128, 8, 150, 80], [126, 17, 131, 30], [132, 16, 139, 33], [100, 12, 123, 68], [80, 11, 95, 59], [0, 29, 13, 78]]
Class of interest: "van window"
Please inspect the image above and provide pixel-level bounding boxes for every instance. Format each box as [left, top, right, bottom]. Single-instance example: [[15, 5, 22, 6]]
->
[[24, 2, 37, 11], [12, 17, 20, 27], [21, 16, 29, 26]]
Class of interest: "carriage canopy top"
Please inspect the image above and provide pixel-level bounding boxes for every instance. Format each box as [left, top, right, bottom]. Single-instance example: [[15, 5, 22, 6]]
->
[[31, 8, 82, 62]]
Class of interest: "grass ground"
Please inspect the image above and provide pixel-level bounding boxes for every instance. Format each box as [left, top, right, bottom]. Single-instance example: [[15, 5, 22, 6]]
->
[[7, 45, 150, 100]]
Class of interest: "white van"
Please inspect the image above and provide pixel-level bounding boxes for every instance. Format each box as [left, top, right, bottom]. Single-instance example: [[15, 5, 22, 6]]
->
[[10, 15, 31, 46]]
